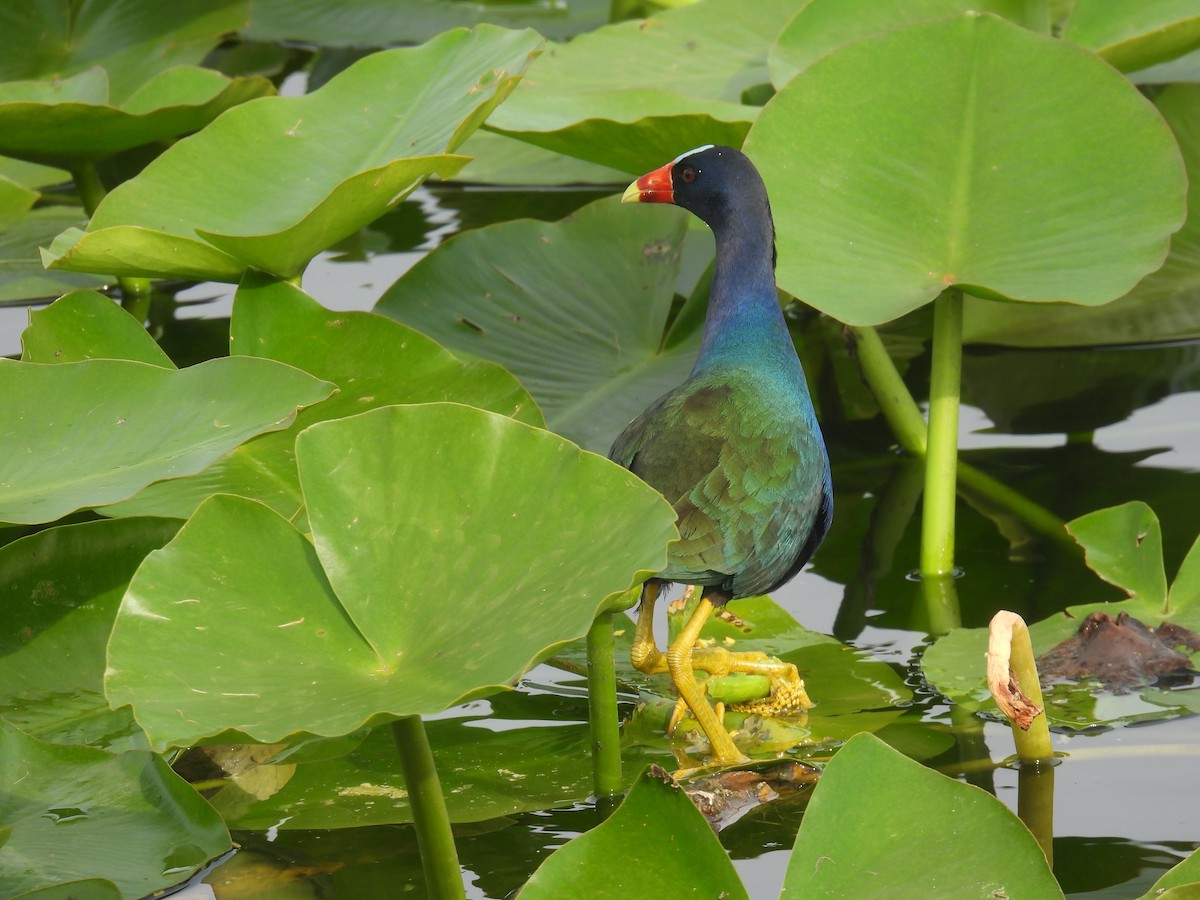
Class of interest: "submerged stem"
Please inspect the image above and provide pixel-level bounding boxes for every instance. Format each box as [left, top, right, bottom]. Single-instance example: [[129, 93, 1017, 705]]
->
[[921, 289, 963, 576], [391, 715, 465, 900], [586, 610, 624, 808]]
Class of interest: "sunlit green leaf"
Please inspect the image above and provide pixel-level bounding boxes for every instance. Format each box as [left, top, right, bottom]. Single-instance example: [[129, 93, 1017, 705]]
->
[[1140, 849, 1200, 899], [0, 0, 250, 103], [44, 26, 542, 281], [0, 357, 334, 524], [1063, 0, 1200, 73], [377, 194, 698, 453], [519, 765, 750, 899], [0, 721, 231, 898], [106, 404, 677, 750], [962, 85, 1200, 347], [0, 208, 107, 303], [1067, 502, 1170, 609], [768, 0, 1049, 87], [106, 274, 540, 520], [782, 733, 1062, 899], [0, 518, 177, 750], [21, 289, 174, 367], [0, 66, 275, 168], [748, 13, 1187, 325], [489, 0, 801, 173]]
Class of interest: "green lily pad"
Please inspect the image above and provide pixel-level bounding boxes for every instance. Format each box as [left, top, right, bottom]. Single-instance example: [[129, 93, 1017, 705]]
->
[[747, 12, 1187, 326], [0, 720, 231, 899], [13, 880, 122, 900], [0, 517, 178, 750], [0, 175, 37, 226], [0, 356, 334, 524], [1141, 849, 1200, 899], [44, 26, 543, 281], [923, 502, 1200, 729], [768, 0, 1049, 87], [519, 765, 750, 900], [962, 85, 1200, 347], [782, 733, 1062, 898], [0, 65, 275, 168], [0, 0, 250, 104], [0, 207, 108, 303], [1062, 0, 1200, 74], [21, 289, 174, 367], [105, 274, 540, 520], [105, 403, 677, 751], [488, 0, 800, 173], [376, 194, 699, 453]]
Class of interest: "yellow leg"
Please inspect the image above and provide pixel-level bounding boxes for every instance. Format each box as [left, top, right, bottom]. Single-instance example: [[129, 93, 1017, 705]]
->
[[630, 581, 668, 675], [666, 594, 749, 768]]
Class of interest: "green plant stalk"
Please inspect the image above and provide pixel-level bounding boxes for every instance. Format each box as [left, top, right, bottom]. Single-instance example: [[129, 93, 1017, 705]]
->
[[586, 610, 624, 804], [391, 715, 465, 900], [848, 325, 1072, 549], [921, 289, 964, 575], [70, 161, 152, 312], [1018, 764, 1055, 866], [998, 616, 1053, 764]]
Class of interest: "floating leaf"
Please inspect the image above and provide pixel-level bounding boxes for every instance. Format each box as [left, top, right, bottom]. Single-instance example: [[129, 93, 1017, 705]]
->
[[0, 721, 231, 898], [0, 0, 250, 103], [748, 13, 1187, 326], [106, 274, 540, 520], [0, 207, 107, 303], [0, 357, 334, 524], [1062, 0, 1200, 74], [1139, 849, 1200, 899], [0, 518, 177, 750], [377, 194, 698, 453], [519, 765, 750, 900], [43, 26, 543, 281], [21, 289, 174, 367], [0, 65, 275, 168], [105, 404, 677, 751], [782, 733, 1062, 899], [488, 0, 800, 173], [768, 0, 1049, 87]]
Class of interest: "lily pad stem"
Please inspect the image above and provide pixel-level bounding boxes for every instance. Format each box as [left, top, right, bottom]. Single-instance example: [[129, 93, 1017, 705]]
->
[[391, 715, 465, 900], [848, 323, 1072, 549], [70, 161, 152, 314], [587, 610, 624, 808], [922, 289, 963, 575]]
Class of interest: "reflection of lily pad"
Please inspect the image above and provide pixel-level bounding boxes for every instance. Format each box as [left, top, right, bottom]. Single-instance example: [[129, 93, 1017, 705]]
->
[[44, 26, 543, 281], [0, 721, 231, 898]]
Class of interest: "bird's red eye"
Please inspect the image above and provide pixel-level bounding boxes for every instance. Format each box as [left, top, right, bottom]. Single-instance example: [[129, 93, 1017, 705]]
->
[[679, 166, 697, 184]]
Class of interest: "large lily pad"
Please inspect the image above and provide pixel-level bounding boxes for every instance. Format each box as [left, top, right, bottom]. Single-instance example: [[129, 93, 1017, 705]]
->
[[1062, 0, 1200, 74], [782, 733, 1061, 898], [0, 356, 334, 524], [376, 194, 698, 453], [21, 289, 174, 367], [961, 85, 1200, 347], [487, 0, 800, 173], [0, 720, 231, 898], [519, 765, 750, 899], [105, 403, 677, 751], [747, 13, 1187, 326], [768, 0, 1049, 87], [106, 274, 540, 520], [0, 65, 275, 168], [43, 26, 543, 282], [0, 0, 250, 103], [922, 502, 1200, 729], [0, 518, 178, 751]]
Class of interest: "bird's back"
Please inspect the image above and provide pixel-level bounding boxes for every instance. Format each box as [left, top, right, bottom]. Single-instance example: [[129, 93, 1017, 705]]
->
[[610, 363, 831, 600]]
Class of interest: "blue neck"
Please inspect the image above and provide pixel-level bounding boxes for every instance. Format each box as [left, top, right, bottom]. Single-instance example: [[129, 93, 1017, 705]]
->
[[691, 213, 805, 384]]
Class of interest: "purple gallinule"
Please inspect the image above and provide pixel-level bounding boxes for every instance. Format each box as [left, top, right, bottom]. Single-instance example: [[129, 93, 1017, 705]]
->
[[612, 145, 832, 767]]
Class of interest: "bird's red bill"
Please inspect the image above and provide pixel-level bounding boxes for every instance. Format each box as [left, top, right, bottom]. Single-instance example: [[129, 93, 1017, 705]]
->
[[622, 162, 674, 204]]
